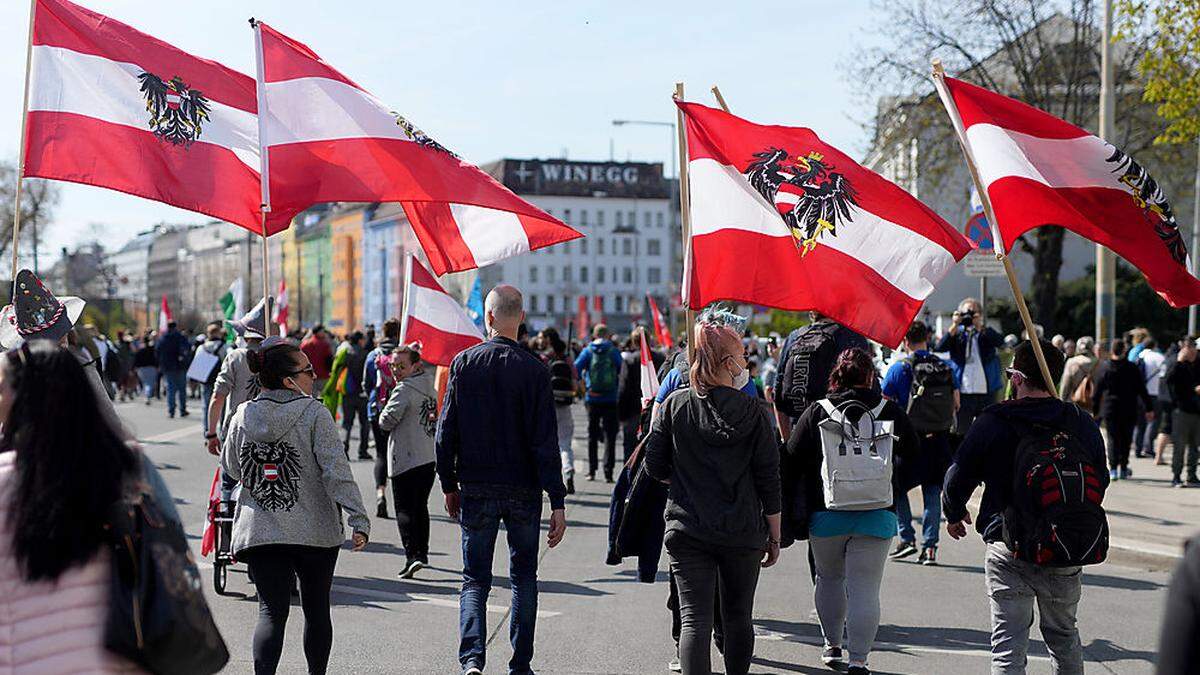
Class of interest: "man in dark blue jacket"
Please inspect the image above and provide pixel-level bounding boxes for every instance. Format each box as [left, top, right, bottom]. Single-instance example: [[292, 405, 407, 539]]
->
[[935, 297, 1004, 435], [155, 321, 191, 419], [944, 339, 1106, 675], [436, 284, 567, 675]]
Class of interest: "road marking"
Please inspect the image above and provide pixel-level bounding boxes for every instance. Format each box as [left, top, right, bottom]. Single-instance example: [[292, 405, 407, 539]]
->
[[140, 426, 203, 444], [753, 626, 1051, 663], [329, 584, 560, 617]]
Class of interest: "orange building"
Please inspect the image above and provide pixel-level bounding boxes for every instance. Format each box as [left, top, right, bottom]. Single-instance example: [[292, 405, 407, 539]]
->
[[329, 204, 371, 334]]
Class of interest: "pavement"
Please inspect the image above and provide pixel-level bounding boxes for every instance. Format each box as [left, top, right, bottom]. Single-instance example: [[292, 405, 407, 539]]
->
[[118, 392, 1177, 674]]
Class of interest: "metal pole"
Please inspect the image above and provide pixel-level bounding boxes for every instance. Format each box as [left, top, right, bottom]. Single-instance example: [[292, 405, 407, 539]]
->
[[1189, 135, 1200, 335], [1096, 0, 1117, 347], [980, 277, 987, 322], [11, 0, 36, 295]]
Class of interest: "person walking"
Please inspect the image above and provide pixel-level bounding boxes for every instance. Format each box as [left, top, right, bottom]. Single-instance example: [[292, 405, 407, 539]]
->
[[1059, 336, 1097, 410], [379, 342, 438, 578], [133, 331, 158, 405], [0, 341, 186, 673], [773, 313, 870, 438], [1091, 339, 1154, 480], [618, 331, 665, 464], [1166, 337, 1200, 487], [156, 320, 191, 418], [785, 348, 919, 675], [644, 318, 781, 675], [196, 322, 228, 434], [934, 298, 1004, 435], [944, 340, 1107, 675], [1135, 339, 1166, 459], [334, 331, 372, 460], [575, 324, 623, 482], [882, 321, 960, 566], [300, 325, 334, 395], [221, 338, 370, 675], [542, 328, 580, 495], [436, 285, 567, 675], [363, 318, 401, 517]]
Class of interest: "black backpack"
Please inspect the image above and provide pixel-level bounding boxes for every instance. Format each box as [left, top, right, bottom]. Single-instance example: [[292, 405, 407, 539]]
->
[[905, 353, 956, 433], [549, 359, 576, 406], [776, 322, 840, 419], [1002, 407, 1109, 567]]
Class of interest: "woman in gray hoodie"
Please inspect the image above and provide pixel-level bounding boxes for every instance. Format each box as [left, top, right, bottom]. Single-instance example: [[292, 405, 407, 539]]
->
[[377, 342, 439, 579], [221, 338, 370, 675]]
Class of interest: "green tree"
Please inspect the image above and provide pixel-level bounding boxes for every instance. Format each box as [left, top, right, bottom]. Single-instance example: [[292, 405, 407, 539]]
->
[[1117, 0, 1200, 144]]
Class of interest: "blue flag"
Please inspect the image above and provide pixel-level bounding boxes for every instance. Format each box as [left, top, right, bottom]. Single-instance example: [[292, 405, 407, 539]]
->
[[466, 277, 485, 329]]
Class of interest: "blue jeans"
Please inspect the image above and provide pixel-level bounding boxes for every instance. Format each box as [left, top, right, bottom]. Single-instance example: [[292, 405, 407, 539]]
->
[[458, 493, 542, 674], [136, 366, 158, 401], [163, 369, 188, 415], [896, 484, 942, 548]]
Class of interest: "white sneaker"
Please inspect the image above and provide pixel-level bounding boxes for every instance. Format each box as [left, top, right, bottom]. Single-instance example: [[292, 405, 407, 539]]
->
[[464, 667, 483, 675], [667, 656, 682, 672]]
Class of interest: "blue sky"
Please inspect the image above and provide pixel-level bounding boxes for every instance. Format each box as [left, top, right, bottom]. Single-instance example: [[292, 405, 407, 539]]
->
[[0, 0, 878, 264]]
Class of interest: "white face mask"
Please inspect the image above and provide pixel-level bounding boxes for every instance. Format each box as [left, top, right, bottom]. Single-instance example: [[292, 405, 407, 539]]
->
[[729, 363, 750, 391]]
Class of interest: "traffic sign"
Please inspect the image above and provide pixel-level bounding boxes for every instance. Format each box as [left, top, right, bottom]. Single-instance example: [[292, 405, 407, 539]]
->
[[963, 212, 1005, 277]]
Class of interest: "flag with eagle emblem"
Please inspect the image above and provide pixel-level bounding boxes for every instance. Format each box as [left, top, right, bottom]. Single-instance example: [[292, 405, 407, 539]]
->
[[936, 75, 1200, 307], [23, 0, 270, 234], [678, 101, 972, 347]]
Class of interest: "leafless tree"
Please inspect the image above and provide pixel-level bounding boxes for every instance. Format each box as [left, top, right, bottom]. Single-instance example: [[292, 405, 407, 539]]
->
[[0, 161, 60, 276]]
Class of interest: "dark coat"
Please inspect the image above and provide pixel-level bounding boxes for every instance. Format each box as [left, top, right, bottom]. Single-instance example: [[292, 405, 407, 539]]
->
[[1091, 358, 1152, 422]]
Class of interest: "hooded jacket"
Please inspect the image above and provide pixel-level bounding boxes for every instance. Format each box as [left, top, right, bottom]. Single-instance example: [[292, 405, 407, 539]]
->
[[575, 339, 623, 404], [221, 389, 370, 554], [378, 367, 438, 477], [644, 386, 781, 550]]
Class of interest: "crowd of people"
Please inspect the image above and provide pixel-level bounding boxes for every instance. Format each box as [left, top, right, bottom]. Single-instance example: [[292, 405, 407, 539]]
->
[[4, 265, 1200, 675]]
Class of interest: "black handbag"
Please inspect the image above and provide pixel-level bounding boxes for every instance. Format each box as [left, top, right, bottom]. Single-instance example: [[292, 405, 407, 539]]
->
[[104, 468, 229, 675]]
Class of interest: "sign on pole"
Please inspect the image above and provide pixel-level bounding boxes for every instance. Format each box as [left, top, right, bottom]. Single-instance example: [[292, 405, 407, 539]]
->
[[962, 211, 1005, 277]]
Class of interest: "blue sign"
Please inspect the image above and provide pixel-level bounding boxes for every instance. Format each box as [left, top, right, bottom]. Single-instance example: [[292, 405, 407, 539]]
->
[[965, 212, 993, 250]]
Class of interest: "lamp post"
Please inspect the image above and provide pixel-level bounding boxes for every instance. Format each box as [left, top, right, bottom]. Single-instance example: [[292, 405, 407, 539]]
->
[[612, 119, 676, 179]]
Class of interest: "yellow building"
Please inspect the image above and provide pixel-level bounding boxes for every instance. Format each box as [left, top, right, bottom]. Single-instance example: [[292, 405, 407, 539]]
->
[[330, 204, 372, 334]]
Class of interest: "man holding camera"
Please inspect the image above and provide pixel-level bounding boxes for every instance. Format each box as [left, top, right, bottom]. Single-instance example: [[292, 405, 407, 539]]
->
[[935, 298, 1004, 435]]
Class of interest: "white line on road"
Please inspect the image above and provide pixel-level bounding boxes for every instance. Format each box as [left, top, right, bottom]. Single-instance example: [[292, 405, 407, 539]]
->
[[753, 626, 1052, 663], [140, 425, 203, 444]]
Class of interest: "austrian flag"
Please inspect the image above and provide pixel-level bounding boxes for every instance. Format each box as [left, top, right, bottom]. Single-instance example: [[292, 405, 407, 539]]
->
[[678, 102, 972, 347], [400, 257, 484, 367]]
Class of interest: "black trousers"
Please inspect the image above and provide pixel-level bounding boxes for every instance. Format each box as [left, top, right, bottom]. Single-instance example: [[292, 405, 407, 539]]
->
[[669, 569, 724, 653], [665, 530, 761, 675], [370, 419, 389, 489], [240, 544, 340, 675], [341, 395, 369, 456], [391, 462, 436, 564], [621, 415, 640, 464], [586, 401, 619, 478], [1105, 416, 1136, 470]]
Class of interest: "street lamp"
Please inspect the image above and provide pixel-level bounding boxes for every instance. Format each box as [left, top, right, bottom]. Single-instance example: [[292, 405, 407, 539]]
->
[[612, 119, 676, 179]]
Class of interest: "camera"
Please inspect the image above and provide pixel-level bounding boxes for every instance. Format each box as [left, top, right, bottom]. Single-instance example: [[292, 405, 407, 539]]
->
[[959, 310, 976, 327]]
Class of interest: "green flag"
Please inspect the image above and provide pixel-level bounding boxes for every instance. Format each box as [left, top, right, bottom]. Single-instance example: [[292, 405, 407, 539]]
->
[[219, 278, 244, 342]]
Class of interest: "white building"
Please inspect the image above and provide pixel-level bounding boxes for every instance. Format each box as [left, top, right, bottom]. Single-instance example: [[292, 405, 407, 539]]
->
[[107, 228, 157, 304], [479, 158, 678, 333]]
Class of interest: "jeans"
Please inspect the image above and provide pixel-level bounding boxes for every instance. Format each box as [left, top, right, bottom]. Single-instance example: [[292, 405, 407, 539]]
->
[[240, 544, 340, 675], [1172, 410, 1200, 481], [896, 484, 942, 548], [665, 530, 761, 675], [340, 394, 369, 456], [391, 462, 436, 564], [555, 404, 575, 479], [585, 401, 619, 478], [458, 493, 542, 674], [1104, 417, 1135, 470], [985, 542, 1083, 675], [136, 366, 158, 401], [1134, 396, 1158, 455], [810, 534, 892, 666], [201, 382, 215, 432], [163, 369, 187, 415]]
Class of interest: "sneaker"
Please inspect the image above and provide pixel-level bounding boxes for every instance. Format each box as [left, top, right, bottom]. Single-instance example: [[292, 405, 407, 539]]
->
[[1120, 466, 1133, 479], [847, 666, 871, 675], [1109, 468, 1119, 481], [919, 547, 938, 566], [376, 496, 388, 519], [821, 646, 845, 666], [605, 475, 615, 484], [180, 410, 189, 417], [463, 666, 483, 675], [1187, 478, 1200, 488], [144, 400, 151, 406], [358, 451, 373, 461], [566, 477, 575, 495], [398, 559, 425, 579], [667, 656, 682, 672], [1172, 478, 1184, 488], [587, 473, 596, 482], [889, 541, 917, 560]]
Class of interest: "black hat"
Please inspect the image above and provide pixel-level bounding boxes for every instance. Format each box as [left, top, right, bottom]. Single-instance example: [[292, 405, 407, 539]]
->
[[0, 269, 86, 349]]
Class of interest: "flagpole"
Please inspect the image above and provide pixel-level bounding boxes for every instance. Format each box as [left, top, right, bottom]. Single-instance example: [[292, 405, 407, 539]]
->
[[710, 85, 730, 114], [673, 82, 696, 363], [930, 59, 1058, 398], [251, 18, 272, 338], [11, 0, 36, 296], [399, 252, 414, 343]]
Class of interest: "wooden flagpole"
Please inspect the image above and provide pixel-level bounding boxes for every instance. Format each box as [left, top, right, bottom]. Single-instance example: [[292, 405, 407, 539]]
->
[[399, 252, 414, 343], [710, 85, 730, 113], [673, 82, 696, 363], [252, 18, 272, 338], [930, 59, 1058, 397], [11, 0, 37, 296]]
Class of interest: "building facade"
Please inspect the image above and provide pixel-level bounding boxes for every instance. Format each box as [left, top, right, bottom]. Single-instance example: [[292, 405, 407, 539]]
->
[[296, 213, 333, 329], [330, 204, 373, 333]]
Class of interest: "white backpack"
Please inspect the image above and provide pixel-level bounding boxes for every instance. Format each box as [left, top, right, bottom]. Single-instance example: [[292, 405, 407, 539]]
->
[[816, 399, 895, 511]]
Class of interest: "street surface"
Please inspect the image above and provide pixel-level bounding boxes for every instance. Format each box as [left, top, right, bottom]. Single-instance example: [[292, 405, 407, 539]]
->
[[120, 395, 1170, 674]]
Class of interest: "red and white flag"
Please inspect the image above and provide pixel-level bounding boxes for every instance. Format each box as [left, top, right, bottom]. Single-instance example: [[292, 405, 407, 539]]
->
[[400, 256, 484, 367], [273, 279, 289, 336], [647, 294, 673, 349], [639, 330, 660, 402], [574, 296, 589, 341], [253, 22, 582, 273], [158, 294, 172, 333], [936, 76, 1200, 307], [24, 0, 268, 233], [678, 102, 971, 346]]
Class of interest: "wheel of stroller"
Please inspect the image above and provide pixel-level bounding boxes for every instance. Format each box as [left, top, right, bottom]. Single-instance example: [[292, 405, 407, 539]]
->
[[214, 562, 228, 595]]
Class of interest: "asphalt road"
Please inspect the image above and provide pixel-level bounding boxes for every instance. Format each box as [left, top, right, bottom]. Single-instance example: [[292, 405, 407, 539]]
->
[[119, 393, 1169, 674]]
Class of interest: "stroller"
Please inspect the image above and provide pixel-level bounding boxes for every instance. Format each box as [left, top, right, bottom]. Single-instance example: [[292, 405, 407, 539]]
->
[[201, 466, 239, 595]]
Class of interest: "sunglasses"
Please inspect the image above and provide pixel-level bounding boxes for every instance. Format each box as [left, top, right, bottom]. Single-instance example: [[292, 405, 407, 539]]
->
[[290, 364, 316, 378]]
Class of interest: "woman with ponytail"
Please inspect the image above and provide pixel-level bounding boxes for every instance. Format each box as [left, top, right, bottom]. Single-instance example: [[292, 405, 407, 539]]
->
[[221, 337, 370, 675], [644, 320, 782, 675]]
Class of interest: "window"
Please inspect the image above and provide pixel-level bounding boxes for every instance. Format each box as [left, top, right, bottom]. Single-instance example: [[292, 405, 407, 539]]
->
[[531, 295, 539, 313], [623, 267, 633, 283], [563, 208, 572, 225], [581, 266, 589, 283], [598, 266, 606, 283], [546, 295, 555, 313], [622, 239, 632, 255], [616, 296, 624, 312], [616, 211, 623, 228], [647, 239, 662, 256], [656, 212, 664, 228], [598, 211, 606, 227], [548, 266, 556, 283], [563, 266, 571, 282], [529, 266, 538, 283], [581, 239, 588, 254], [644, 212, 651, 229], [580, 210, 588, 227], [599, 239, 605, 255], [628, 211, 636, 227], [563, 296, 570, 314], [648, 268, 662, 284]]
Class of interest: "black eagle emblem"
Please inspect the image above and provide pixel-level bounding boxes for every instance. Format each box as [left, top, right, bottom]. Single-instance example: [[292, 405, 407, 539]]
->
[[392, 113, 457, 157], [419, 396, 438, 438], [239, 439, 303, 512], [743, 147, 858, 255], [1107, 147, 1187, 265], [137, 71, 210, 146]]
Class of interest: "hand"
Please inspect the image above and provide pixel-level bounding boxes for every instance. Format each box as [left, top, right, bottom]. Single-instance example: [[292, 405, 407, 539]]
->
[[206, 436, 220, 456], [444, 491, 461, 521], [949, 312, 961, 335], [352, 531, 368, 551], [947, 511, 972, 540], [761, 541, 780, 568], [547, 509, 567, 548]]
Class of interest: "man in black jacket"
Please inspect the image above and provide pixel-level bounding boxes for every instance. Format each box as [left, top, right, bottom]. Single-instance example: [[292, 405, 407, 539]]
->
[[1091, 339, 1154, 480], [436, 284, 567, 675], [1166, 336, 1200, 487], [944, 340, 1106, 675]]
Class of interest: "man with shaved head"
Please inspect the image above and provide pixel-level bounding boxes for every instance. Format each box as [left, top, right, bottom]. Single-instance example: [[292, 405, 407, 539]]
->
[[436, 283, 568, 675]]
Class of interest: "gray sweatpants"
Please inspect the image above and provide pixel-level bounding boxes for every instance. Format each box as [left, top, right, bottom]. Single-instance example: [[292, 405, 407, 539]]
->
[[809, 534, 892, 665], [984, 542, 1083, 675]]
